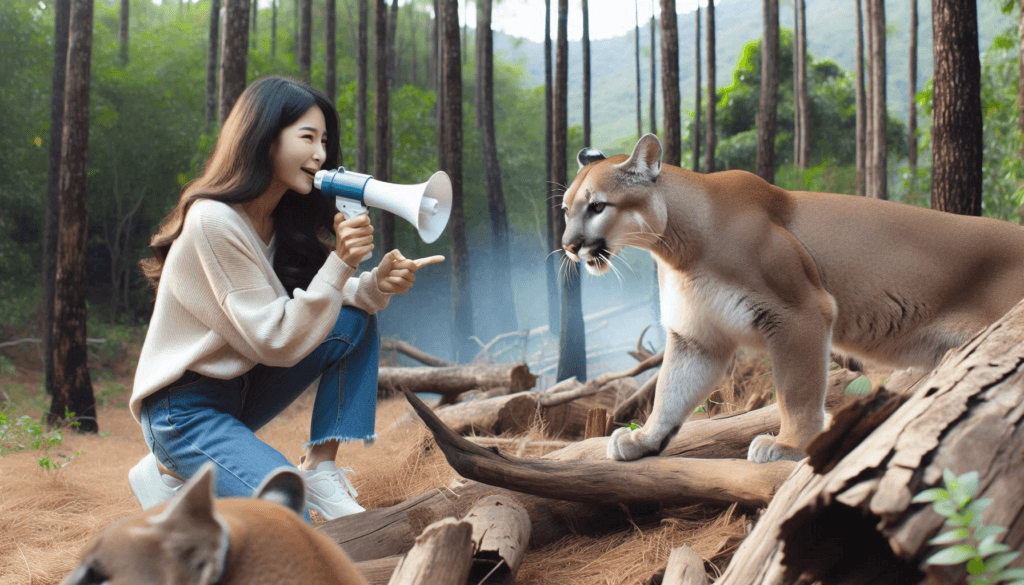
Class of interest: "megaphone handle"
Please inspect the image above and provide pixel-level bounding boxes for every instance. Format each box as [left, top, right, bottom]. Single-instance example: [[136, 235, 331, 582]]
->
[[335, 198, 369, 220]]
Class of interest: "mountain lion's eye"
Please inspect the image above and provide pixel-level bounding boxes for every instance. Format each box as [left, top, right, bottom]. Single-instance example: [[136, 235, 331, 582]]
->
[[591, 202, 605, 214]]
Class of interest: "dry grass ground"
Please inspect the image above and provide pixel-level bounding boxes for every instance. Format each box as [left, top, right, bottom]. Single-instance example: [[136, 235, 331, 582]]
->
[[0, 342, 791, 585]]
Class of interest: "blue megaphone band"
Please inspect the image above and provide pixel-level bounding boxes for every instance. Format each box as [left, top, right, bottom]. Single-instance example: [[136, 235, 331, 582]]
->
[[317, 167, 373, 203]]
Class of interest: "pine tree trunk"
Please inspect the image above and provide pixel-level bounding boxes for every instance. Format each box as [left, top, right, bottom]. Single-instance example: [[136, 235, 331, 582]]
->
[[660, 0, 681, 167], [908, 0, 918, 201], [649, 3, 656, 136], [477, 0, 518, 336], [931, 0, 982, 216], [205, 0, 220, 130], [793, 0, 800, 167], [441, 0, 472, 361], [119, 0, 128, 66], [374, 0, 394, 253], [271, 0, 276, 57], [855, 0, 866, 196], [388, 0, 399, 89], [797, 0, 809, 169], [553, 0, 584, 384], [1019, 1, 1024, 160], [325, 0, 336, 104], [299, 0, 311, 81], [583, 0, 591, 146], [250, 0, 257, 51], [693, 6, 700, 172], [704, 0, 715, 173], [43, 0, 70, 398], [544, 0, 558, 337], [755, 0, 778, 184], [868, 0, 887, 200], [219, 0, 249, 123], [51, 0, 98, 433], [356, 0, 368, 173]]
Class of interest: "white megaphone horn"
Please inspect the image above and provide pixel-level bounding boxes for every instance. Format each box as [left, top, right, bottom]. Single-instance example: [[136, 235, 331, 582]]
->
[[314, 167, 452, 244]]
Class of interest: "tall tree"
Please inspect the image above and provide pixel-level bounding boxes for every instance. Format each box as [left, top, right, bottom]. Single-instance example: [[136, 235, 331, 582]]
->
[[634, 0, 642, 139], [219, 0, 249, 123], [51, 0, 98, 432], [793, 0, 800, 166], [1019, 0, 1024, 160], [356, 0, 368, 173], [796, 0, 809, 168], [855, 0, 866, 195], [326, 0, 337, 104], [660, 0, 680, 166], [388, 0, 399, 88], [693, 5, 700, 171], [908, 0, 918, 199], [583, 0, 591, 145], [250, 0, 257, 50], [299, 0, 311, 82], [554, 0, 585, 383], [755, 0, 779, 184], [867, 0, 887, 199], [271, 0, 277, 57], [544, 0, 558, 336], [205, 0, 220, 129], [649, 0, 656, 135], [705, 0, 716, 173], [119, 0, 128, 66], [931, 0, 982, 215], [43, 0, 70, 399], [375, 0, 395, 253], [441, 0, 473, 360], [477, 0, 518, 335]]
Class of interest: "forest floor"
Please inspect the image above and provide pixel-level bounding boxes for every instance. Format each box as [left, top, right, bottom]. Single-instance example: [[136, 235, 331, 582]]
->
[[0, 336, 831, 585]]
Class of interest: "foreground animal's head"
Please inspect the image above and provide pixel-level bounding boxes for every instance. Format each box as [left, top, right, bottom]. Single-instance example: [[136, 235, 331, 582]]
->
[[562, 133, 667, 276], [61, 464, 365, 585]]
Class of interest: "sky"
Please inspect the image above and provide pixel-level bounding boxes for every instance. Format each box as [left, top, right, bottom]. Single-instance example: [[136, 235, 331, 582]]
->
[[475, 0, 702, 44]]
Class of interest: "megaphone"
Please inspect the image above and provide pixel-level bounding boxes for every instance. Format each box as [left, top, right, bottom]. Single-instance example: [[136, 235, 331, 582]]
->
[[314, 167, 452, 244]]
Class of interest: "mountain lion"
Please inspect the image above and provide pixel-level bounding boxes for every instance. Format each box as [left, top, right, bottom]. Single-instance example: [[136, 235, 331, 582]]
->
[[561, 134, 1024, 463], [61, 464, 367, 585]]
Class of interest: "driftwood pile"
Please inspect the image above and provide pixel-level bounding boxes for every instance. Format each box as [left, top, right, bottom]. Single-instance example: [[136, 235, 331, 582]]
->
[[325, 300, 1024, 584]]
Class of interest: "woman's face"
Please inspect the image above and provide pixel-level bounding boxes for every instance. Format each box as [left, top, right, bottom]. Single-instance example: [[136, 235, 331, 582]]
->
[[269, 105, 328, 195]]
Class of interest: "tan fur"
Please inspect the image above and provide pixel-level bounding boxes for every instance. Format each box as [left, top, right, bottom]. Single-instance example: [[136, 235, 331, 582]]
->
[[61, 466, 367, 585], [563, 134, 1024, 462]]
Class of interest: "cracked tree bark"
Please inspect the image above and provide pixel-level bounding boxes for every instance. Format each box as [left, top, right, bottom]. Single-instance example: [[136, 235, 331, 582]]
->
[[717, 299, 1024, 585]]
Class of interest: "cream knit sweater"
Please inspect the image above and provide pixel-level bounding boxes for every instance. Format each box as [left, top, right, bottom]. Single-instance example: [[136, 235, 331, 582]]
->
[[129, 199, 392, 422]]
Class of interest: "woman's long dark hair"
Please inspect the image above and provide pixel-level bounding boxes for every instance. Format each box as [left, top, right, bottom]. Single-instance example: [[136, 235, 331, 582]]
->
[[140, 76, 340, 296]]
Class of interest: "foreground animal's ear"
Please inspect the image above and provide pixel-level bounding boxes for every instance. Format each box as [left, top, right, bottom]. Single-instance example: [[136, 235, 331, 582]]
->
[[577, 147, 607, 170], [617, 133, 662, 181], [156, 463, 230, 585], [255, 467, 307, 516]]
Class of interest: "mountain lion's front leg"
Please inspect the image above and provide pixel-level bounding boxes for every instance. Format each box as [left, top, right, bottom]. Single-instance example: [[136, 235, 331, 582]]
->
[[607, 331, 734, 461]]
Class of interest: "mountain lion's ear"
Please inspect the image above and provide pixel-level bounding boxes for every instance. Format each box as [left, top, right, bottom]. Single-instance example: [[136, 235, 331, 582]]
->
[[617, 133, 662, 181], [577, 147, 607, 170], [255, 467, 307, 516], [155, 463, 230, 585]]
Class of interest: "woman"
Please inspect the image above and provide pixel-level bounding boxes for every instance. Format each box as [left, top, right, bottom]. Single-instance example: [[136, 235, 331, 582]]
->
[[128, 76, 443, 520]]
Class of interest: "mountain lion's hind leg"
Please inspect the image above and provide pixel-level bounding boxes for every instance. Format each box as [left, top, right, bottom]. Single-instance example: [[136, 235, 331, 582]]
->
[[607, 332, 734, 461]]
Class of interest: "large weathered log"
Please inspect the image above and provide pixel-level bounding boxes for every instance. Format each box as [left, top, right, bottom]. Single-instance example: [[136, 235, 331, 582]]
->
[[717, 300, 1024, 585], [660, 545, 710, 585], [403, 388, 796, 509], [377, 363, 537, 396], [353, 557, 401, 585], [433, 393, 541, 436], [379, 339, 454, 367], [386, 517, 474, 585], [463, 496, 531, 585]]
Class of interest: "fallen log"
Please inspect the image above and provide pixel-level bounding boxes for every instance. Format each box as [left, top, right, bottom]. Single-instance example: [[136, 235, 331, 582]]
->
[[377, 363, 537, 397], [463, 496, 531, 585], [659, 545, 710, 585], [403, 387, 796, 509], [353, 557, 401, 585], [432, 393, 541, 436], [386, 517, 474, 585], [379, 339, 454, 367], [716, 300, 1024, 585]]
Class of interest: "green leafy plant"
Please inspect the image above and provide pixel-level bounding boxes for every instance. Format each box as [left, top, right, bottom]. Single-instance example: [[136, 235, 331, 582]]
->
[[0, 406, 84, 474], [844, 375, 872, 395], [912, 469, 1024, 584]]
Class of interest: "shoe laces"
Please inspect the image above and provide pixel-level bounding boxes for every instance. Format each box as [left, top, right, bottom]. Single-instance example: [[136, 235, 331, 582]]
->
[[324, 466, 359, 499]]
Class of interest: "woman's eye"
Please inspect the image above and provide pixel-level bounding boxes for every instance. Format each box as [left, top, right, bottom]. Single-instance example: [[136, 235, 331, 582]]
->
[[591, 202, 605, 214]]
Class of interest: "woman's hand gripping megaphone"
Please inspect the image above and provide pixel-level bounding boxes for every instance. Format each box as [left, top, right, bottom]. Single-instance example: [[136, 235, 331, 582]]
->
[[333, 212, 375, 269], [376, 249, 445, 295]]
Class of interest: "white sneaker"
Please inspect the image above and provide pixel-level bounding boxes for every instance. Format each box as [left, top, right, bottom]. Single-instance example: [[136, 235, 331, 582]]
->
[[129, 453, 183, 510], [302, 461, 365, 520]]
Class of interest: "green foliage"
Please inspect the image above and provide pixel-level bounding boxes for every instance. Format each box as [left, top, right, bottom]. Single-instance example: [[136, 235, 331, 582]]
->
[[844, 375, 872, 396], [913, 469, 1024, 584], [0, 406, 84, 474]]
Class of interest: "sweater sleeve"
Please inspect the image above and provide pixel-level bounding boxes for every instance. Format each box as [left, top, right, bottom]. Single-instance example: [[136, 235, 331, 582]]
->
[[342, 267, 393, 314], [175, 205, 357, 367]]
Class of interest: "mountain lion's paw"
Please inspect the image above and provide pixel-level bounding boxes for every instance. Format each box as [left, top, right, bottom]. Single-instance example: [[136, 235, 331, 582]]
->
[[747, 434, 806, 463], [607, 427, 654, 461]]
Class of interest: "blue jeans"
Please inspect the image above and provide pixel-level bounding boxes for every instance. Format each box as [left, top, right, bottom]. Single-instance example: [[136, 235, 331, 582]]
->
[[140, 306, 378, 506]]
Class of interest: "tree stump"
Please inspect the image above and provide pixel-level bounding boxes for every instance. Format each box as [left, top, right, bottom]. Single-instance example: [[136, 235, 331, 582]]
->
[[717, 299, 1024, 584]]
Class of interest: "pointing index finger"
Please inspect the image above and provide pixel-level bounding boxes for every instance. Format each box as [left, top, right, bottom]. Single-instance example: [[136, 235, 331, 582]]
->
[[412, 255, 446, 269]]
